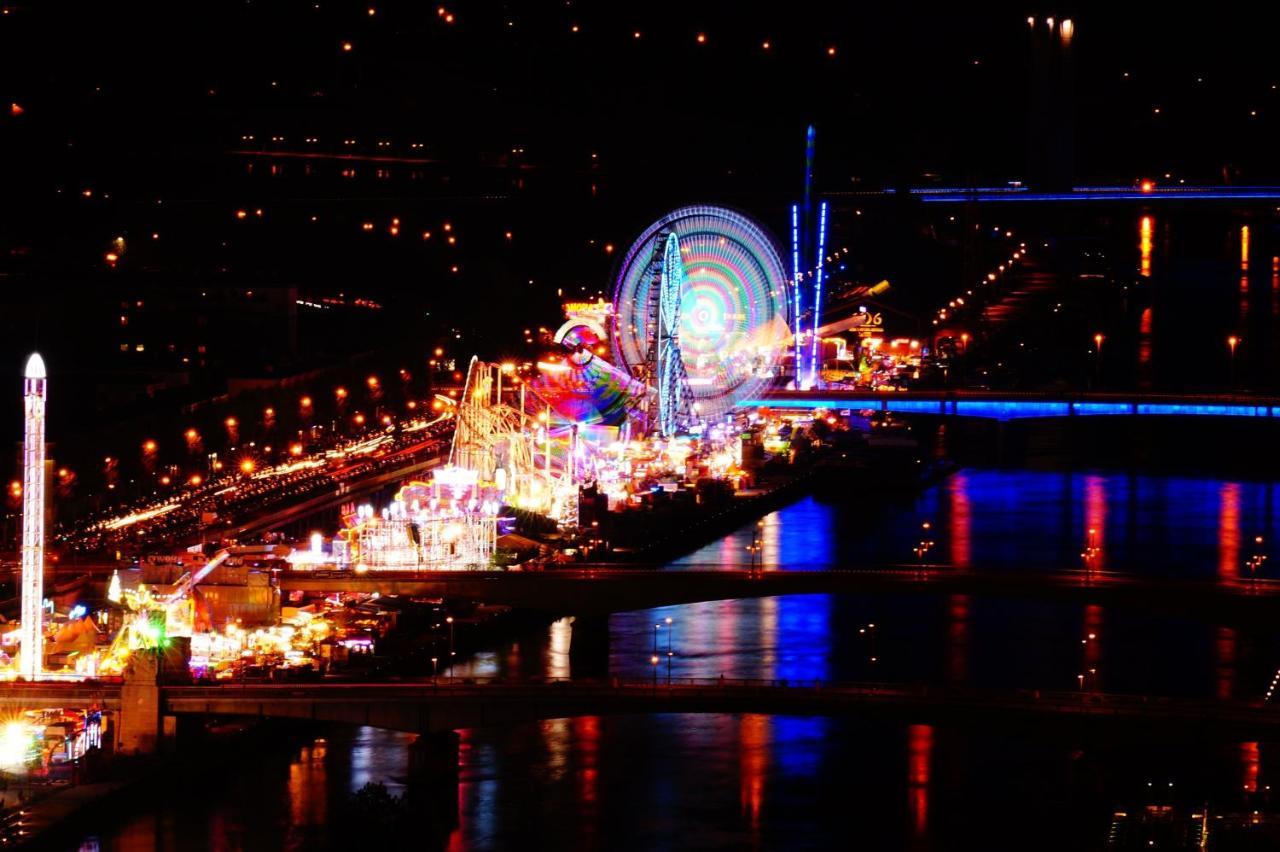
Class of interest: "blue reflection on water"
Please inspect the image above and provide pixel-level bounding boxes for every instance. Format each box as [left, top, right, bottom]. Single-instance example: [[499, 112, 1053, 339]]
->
[[669, 469, 1277, 579]]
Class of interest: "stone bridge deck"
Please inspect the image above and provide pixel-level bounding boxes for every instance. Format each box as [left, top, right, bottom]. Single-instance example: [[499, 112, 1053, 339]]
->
[[158, 678, 1280, 736], [278, 566, 1280, 623]]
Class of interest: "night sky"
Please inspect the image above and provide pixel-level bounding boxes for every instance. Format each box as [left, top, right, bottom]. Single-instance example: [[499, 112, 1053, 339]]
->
[[2, 2, 1280, 432]]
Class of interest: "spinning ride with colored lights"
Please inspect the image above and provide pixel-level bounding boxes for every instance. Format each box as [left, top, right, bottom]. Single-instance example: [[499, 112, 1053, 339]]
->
[[612, 206, 791, 424]]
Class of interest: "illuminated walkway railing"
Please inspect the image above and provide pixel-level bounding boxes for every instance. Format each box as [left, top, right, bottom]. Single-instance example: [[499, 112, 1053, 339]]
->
[[826, 186, 1280, 204], [740, 390, 1280, 421]]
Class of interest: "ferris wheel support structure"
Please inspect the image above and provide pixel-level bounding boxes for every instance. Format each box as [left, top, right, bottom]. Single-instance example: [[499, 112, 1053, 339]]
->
[[631, 231, 691, 437]]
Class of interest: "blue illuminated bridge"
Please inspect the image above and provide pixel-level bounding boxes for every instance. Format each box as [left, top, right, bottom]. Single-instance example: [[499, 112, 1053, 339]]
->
[[829, 185, 1280, 206], [740, 390, 1280, 421]]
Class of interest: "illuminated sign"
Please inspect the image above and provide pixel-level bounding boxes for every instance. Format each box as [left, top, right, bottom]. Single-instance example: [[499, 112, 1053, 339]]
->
[[563, 299, 612, 320], [850, 311, 883, 336]]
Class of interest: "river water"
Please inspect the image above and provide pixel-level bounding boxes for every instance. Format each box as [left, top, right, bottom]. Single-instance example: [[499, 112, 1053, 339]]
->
[[73, 468, 1280, 851]]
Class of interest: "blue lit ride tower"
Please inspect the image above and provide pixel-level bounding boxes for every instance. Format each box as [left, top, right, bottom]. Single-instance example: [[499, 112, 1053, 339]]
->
[[808, 201, 829, 385], [790, 126, 829, 388], [791, 204, 802, 387]]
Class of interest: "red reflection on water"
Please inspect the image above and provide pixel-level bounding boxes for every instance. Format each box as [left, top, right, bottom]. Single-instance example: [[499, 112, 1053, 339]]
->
[[1271, 257, 1279, 319], [907, 724, 933, 840], [739, 713, 769, 830], [1220, 483, 1242, 581], [1216, 626, 1238, 701], [1085, 475, 1107, 571], [946, 595, 969, 686], [1137, 307, 1153, 388], [574, 716, 600, 805], [448, 730, 474, 852], [1242, 741, 1260, 794], [948, 473, 971, 568]]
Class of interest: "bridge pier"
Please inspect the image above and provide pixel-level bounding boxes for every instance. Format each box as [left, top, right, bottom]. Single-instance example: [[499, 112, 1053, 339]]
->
[[567, 614, 610, 679], [117, 654, 162, 755], [407, 730, 460, 834]]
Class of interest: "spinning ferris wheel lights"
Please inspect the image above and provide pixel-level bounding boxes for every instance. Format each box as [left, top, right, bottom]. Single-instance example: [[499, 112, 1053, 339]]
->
[[611, 205, 790, 424]]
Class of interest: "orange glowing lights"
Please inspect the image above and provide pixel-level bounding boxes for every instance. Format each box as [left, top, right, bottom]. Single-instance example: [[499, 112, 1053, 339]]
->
[[827, 46, 837, 56], [696, 32, 706, 44], [335, 387, 348, 399], [225, 417, 238, 428], [342, 41, 353, 52], [354, 413, 366, 425], [290, 443, 304, 456], [300, 396, 313, 408], [240, 459, 256, 474], [366, 375, 380, 388], [1140, 179, 1155, 193], [1138, 215, 1154, 278], [142, 440, 157, 453]]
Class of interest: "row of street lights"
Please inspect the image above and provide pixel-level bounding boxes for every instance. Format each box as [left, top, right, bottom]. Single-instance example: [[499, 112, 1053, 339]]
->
[[651, 616, 675, 685]]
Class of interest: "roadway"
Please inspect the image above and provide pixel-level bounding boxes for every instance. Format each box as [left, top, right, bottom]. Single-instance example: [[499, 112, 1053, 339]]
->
[[225, 452, 445, 540], [277, 564, 1280, 623]]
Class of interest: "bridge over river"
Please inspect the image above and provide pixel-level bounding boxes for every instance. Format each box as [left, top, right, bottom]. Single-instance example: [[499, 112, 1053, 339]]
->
[[745, 389, 1280, 421], [8, 678, 1280, 743], [278, 566, 1280, 624]]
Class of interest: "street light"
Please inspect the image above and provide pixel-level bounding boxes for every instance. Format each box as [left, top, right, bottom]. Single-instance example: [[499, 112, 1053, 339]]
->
[[446, 615, 455, 676], [1228, 335, 1240, 388], [1093, 333, 1104, 385], [664, 617, 674, 685]]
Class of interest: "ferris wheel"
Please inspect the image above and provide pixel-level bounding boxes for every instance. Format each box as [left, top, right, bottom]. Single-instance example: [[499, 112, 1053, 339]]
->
[[612, 205, 791, 423]]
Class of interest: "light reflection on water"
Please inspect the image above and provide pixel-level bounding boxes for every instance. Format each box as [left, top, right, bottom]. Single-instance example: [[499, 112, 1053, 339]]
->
[[76, 467, 1280, 851], [671, 469, 1280, 579]]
